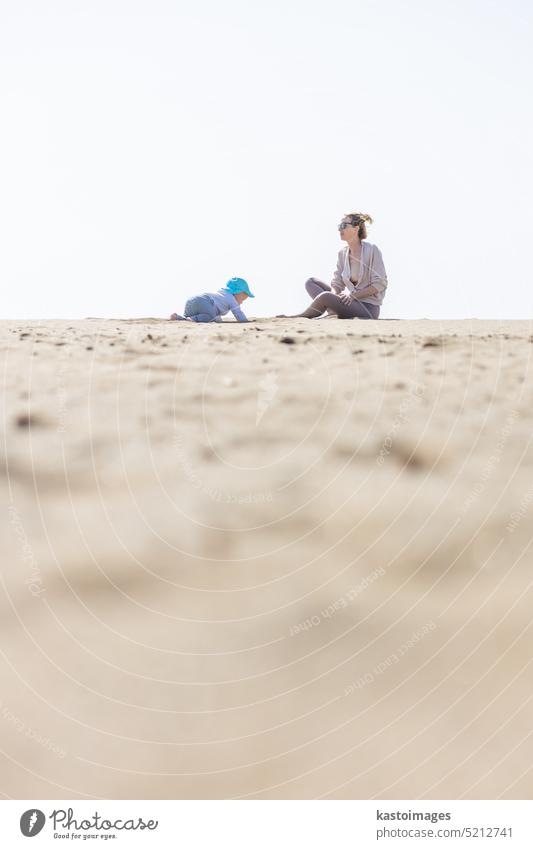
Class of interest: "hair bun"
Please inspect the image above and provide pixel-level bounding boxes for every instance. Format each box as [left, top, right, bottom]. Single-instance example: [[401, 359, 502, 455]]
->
[[343, 211, 373, 239]]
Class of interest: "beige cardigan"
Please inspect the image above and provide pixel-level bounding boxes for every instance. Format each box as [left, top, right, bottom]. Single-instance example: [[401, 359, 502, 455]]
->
[[331, 241, 388, 306]]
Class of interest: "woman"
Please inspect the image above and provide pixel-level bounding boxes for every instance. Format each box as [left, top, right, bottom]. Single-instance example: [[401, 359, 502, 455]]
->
[[279, 213, 388, 319]]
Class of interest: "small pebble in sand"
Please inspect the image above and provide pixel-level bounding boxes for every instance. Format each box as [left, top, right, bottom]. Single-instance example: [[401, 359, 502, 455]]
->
[[15, 412, 46, 428], [280, 336, 295, 345]]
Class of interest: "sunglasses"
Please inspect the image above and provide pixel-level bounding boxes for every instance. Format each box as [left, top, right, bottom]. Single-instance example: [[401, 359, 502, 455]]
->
[[338, 221, 355, 231]]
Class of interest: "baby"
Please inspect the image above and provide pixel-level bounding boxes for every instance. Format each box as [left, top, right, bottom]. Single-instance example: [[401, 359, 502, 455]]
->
[[170, 277, 254, 323]]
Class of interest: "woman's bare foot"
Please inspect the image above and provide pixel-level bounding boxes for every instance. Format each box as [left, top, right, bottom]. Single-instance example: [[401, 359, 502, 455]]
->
[[170, 313, 184, 321]]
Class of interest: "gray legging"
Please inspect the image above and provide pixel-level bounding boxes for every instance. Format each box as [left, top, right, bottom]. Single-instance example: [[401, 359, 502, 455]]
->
[[305, 278, 380, 319]]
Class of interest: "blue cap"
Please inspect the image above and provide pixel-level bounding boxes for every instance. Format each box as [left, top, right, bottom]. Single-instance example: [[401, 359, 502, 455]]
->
[[225, 277, 255, 298]]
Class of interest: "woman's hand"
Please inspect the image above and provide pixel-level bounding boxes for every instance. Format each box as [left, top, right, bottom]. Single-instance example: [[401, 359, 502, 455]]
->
[[339, 292, 354, 305]]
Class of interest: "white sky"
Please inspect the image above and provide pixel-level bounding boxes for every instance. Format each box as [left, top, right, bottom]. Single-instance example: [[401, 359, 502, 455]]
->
[[1, 0, 532, 320]]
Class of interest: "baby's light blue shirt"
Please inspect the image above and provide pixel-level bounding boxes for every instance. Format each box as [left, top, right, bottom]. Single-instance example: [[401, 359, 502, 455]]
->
[[209, 288, 248, 322]]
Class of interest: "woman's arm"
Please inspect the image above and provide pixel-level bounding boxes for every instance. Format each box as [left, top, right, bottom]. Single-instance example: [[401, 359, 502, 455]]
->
[[368, 245, 388, 296], [351, 285, 379, 300], [330, 252, 345, 294], [349, 246, 387, 301]]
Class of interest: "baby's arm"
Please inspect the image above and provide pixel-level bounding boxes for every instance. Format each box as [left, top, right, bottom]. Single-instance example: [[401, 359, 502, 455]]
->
[[231, 307, 249, 323]]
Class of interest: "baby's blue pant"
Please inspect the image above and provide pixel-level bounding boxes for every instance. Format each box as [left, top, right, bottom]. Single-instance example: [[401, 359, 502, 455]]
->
[[184, 295, 218, 323]]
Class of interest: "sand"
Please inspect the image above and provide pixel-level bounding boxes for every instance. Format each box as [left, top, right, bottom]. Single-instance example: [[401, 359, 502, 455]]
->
[[1, 316, 532, 799]]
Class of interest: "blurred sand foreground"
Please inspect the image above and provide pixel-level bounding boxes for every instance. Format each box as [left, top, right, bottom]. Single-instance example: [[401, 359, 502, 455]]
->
[[1, 317, 533, 800]]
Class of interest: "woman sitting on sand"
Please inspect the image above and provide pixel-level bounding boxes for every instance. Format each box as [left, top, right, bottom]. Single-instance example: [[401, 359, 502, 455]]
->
[[279, 213, 388, 320]]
